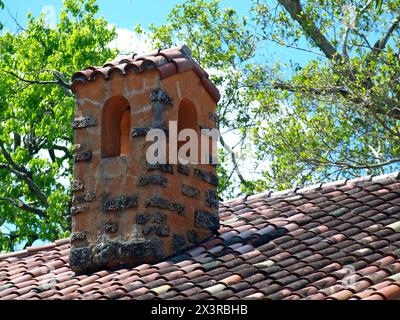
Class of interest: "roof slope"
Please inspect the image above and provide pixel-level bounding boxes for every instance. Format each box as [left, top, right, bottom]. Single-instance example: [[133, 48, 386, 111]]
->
[[70, 45, 220, 103], [1, 172, 400, 300]]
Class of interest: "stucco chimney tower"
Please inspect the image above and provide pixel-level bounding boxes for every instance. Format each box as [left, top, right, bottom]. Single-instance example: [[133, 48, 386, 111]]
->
[[69, 45, 220, 273]]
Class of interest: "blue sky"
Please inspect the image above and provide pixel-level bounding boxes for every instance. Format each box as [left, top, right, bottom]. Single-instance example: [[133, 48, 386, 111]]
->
[[0, 0, 253, 32], [0, 0, 317, 67]]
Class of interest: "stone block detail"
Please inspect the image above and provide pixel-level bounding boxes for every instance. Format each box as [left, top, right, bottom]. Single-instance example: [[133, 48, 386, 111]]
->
[[136, 212, 167, 225], [195, 209, 220, 233], [72, 116, 97, 129], [182, 184, 200, 199], [172, 233, 186, 252], [131, 127, 169, 137], [139, 175, 167, 187], [118, 238, 164, 261], [69, 247, 91, 273], [143, 224, 170, 237], [72, 191, 96, 204], [74, 143, 86, 153], [187, 230, 200, 243], [177, 165, 190, 176], [150, 88, 173, 105], [145, 196, 185, 215], [194, 168, 218, 186], [93, 242, 118, 266], [71, 180, 84, 191], [205, 190, 219, 209], [104, 223, 118, 233], [70, 238, 166, 273], [103, 195, 138, 212], [71, 231, 87, 243], [70, 205, 89, 215], [74, 151, 92, 162], [146, 163, 173, 174]]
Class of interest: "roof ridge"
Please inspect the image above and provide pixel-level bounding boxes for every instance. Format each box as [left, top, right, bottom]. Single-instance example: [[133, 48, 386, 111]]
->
[[226, 170, 400, 204]]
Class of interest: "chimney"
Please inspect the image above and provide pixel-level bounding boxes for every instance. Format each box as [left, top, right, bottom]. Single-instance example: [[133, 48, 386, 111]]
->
[[69, 45, 220, 273]]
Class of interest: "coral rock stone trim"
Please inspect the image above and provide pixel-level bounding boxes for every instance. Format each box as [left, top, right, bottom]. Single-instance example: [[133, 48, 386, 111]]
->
[[150, 88, 173, 129], [71, 231, 87, 243], [73, 151, 92, 162], [186, 229, 200, 243], [145, 196, 185, 216], [194, 209, 220, 233], [177, 164, 190, 176], [69, 238, 165, 273], [72, 116, 98, 129], [205, 190, 219, 209], [146, 163, 174, 174], [70, 205, 89, 215], [194, 168, 218, 186], [138, 175, 167, 187], [150, 88, 174, 105], [182, 184, 200, 199], [172, 233, 187, 252], [131, 127, 169, 137], [104, 223, 118, 233], [74, 143, 86, 153], [143, 224, 170, 237], [71, 180, 84, 191], [72, 191, 96, 204], [103, 195, 138, 212], [136, 212, 167, 225], [136, 212, 170, 237]]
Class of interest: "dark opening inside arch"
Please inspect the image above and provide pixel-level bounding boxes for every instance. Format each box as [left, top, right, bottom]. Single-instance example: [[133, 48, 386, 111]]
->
[[178, 99, 199, 161], [101, 96, 131, 158]]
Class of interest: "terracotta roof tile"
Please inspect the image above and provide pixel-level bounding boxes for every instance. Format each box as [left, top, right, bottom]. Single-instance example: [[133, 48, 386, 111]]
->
[[2, 172, 400, 299], [71, 45, 220, 103]]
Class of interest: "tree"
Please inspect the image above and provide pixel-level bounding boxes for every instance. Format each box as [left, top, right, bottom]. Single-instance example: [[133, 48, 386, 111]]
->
[[0, 1, 4, 30], [0, 0, 117, 251], [138, 0, 400, 194], [135, 0, 258, 197], [2, 0, 400, 251], [250, 0, 400, 189]]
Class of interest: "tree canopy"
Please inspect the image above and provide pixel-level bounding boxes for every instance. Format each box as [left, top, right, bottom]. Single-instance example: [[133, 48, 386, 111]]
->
[[138, 0, 400, 194], [1, 0, 400, 251], [0, 0, 117, 251]]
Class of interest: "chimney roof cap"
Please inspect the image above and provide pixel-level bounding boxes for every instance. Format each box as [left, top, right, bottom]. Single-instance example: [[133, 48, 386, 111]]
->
[[71, 45, 220, 102]]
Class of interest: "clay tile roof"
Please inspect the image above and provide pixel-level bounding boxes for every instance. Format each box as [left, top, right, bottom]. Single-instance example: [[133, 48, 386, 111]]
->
[[70, 45, 220, 103], [2, 172, 400, 300]]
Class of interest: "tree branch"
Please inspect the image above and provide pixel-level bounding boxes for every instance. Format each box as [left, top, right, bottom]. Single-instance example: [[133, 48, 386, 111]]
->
[[373, 13, 400, 52], [308, 157, 400, 170], [0, 141, 48, 205], [219, 135, 247, 186], [261, 34, 326, 57], [277, 0, 341, 60], [342, 0, 373, 59], [7, 70, 72, 93], [0, 196, 46, 216]]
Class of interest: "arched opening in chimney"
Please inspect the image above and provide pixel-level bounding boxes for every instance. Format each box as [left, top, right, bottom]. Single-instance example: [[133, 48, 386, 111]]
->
[[101, 95, 131, 158], [178, 99, 199, 163]]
